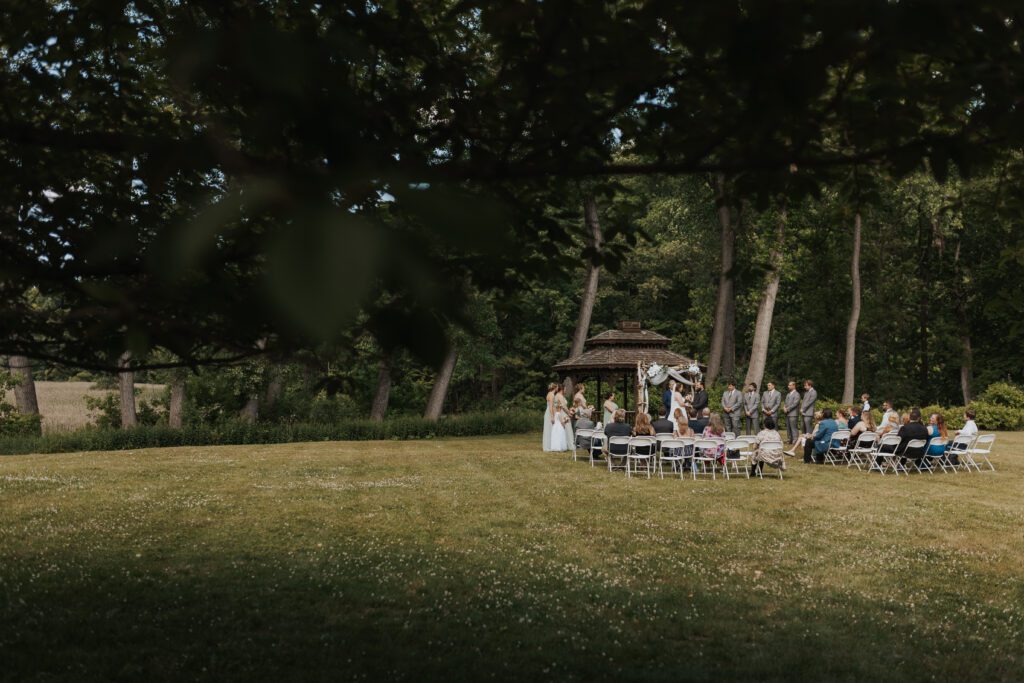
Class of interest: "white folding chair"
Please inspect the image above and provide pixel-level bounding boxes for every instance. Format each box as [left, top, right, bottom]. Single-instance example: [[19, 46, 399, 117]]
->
[[606, 436, 631, 473], [753, 438, 785, 480], [625, 436, 657, 479], [723, 432, 736, 440], [968, 434, 996, 472], [587, 433, 606, 467], [573, 429, 593, 462], [723, 439, 750, 479], [870, 434, 903, 475], [657, 438, 689, 479], [691, 438, 720, 480], [848, 431, 877, 469], [824, 429, 851, 466], [902, 438, 927, 473], [920, 437, 950, 473], [945, 433, 975, 471]]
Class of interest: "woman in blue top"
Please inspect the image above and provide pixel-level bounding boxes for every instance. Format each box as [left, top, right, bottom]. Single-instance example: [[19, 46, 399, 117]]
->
[[927, 413, 948, 454]]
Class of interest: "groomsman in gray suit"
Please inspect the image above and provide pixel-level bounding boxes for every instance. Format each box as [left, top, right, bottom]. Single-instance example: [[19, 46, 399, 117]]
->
[[721, 382, 742, 435], [801, 379, 818, 434], [742, 383, 760, 435], [761, 381, 781, 423], [784, 381, 800, 444]]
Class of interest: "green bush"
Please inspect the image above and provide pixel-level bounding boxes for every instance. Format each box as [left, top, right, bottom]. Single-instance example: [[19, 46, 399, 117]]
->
[[84, 391, 165, 429], [0, 409, 537, 455], [968, 381, 1024, 430]]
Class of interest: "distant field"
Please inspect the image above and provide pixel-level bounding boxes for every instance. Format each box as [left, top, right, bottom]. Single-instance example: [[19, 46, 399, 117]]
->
[[0, 433, 1021, 681], [4, 381, 166, 432]]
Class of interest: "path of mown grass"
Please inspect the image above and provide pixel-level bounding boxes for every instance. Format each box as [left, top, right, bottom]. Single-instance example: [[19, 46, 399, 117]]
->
[[1, 433, 1022, 681]]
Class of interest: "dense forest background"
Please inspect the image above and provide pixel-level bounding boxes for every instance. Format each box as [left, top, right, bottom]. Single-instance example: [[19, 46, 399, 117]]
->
[[24, 163, 1023, 425]]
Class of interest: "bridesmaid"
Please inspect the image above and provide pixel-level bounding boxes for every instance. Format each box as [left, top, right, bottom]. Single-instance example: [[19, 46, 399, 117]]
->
[[602, 392, 618, 426], [543, 382, 557, 451]]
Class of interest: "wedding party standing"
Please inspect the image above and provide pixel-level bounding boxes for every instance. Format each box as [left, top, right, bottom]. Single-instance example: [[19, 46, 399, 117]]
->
[[603, 392, 618, 426], [784, 381, 800, 444], [721, 382, 742, 435], [549, 385, 574, 451]]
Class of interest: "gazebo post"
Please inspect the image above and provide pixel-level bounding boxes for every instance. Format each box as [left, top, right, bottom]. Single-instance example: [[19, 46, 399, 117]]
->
[[596, 375, 601, 413], [622, 374, 628, 411]]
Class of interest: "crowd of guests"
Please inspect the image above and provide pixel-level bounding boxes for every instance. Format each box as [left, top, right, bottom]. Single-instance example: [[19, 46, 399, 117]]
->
[[545, 378, 981, 475], [791, 400, 979, 469]]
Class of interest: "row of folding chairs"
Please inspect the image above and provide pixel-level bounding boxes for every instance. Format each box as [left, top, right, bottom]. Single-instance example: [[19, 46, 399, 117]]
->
[[573, 430, 784, 481], [819, 430, 998, 475]]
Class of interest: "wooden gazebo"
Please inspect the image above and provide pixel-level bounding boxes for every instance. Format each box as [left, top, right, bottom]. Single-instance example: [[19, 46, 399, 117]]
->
[[553, 321, 698, 416]]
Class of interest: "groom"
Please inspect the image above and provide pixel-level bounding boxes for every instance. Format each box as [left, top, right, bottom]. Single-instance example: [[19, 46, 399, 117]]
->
[[662, 380, 675, 417]]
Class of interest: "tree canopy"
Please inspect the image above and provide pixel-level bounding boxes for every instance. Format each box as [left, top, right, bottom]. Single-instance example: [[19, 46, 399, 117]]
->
[[2, 1, 1024, 379]]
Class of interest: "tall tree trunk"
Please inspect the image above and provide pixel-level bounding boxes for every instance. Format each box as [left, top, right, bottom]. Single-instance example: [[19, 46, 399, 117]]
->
[[842, 211, 862, 404], [708, 174, 737, 385], [262, 367, 284, 414], [723, 295, 736, 381], [118, 352, 137, 429], [424, 345, 458, 420], [569, 194, 603, 359], [8, 355, 39, 415], [954, 239, 974, 404], [168, 368, 186, 429], [370, 355, 392, 421], [239, 396, 259, 423], [743, 206, 786, 389]]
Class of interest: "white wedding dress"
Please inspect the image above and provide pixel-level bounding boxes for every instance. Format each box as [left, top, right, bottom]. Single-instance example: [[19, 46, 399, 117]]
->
[[550, 412, 568, 451]]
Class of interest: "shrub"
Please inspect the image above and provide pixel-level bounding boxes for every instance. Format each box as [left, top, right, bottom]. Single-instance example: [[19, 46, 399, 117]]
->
[[0, 409, 537, 455], [84, 391, 164, 429], [968, 381, 1024, 430]]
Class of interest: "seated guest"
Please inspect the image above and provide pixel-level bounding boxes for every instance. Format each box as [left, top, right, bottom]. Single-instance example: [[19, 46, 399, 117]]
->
[[750, 416, 786, 476], [785, 410, 822, 456], [689, 407, 710, 434], [604, 409, 632, 454], [651, 406, 675, 435], [804, 409, 838, 464], [897, 408, 930, 468], [956, 409, 979, 439], [949, 409, 978, 465], [878, 400, 900, 435], [900, 412, 910, 430], [926, 413, 947, 457], [849, 409, 875, 439], [847, 405, 861, 430], [701, 412, 727, 464], [835, 408, 849, 429], [634, 412, 656, 437], [632, 412, 657, 456], [575, 412, 596, 452], [673, 408, 694, 437]]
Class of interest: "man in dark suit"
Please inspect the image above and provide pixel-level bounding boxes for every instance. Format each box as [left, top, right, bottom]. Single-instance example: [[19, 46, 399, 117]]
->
[[847, 406, 862, 430], [897, 407, 930, 468], [651, 406, 674, 435], [689, 408, 710, 435], [604, 409, 632, 455], [662, 381, 675, 420], [691, 382, 708, 415]]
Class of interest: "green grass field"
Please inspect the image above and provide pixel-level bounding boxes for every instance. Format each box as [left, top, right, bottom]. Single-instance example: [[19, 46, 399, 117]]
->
[[2, 433, 1022, 681]]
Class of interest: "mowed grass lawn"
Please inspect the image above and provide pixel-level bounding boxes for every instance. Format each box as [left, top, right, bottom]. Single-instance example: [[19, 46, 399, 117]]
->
[[1, 433, 1022, 682]]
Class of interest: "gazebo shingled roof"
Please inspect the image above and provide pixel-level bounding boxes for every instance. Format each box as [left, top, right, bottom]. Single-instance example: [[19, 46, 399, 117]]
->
[[552, 321, 697, 374]]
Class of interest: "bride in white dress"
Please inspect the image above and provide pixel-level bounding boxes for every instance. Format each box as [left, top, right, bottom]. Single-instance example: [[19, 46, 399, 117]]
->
[[549, 386, 572, 451], [669, 383, 688, 433]]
